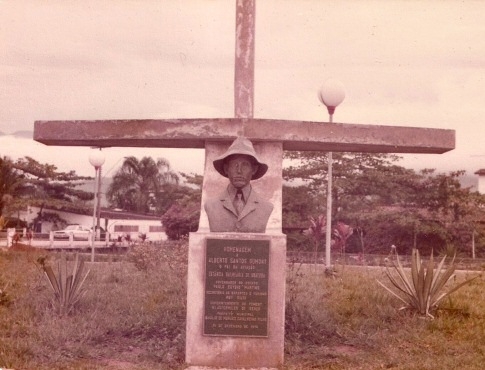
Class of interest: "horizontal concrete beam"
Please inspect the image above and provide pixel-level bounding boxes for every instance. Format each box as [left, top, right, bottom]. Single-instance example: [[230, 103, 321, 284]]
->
[[34, 118, 455, 154]]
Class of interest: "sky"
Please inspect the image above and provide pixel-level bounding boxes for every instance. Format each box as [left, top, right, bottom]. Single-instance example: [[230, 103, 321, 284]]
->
[[1, 0, 485, 178]]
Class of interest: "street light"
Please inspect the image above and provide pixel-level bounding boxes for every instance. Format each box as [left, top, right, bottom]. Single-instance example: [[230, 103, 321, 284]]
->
[[89, 148, 105, 262], [318, 79, 345, 273], [319, 79, 346, 121]]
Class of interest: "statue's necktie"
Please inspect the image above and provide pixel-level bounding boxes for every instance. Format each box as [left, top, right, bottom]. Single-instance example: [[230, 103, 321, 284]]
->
[[234, 190, 245, 215]]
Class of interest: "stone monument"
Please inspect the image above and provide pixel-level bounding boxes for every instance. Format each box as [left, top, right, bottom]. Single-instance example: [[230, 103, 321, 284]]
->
[[33, 0, 455, 368], [186, 134, 285, 368]]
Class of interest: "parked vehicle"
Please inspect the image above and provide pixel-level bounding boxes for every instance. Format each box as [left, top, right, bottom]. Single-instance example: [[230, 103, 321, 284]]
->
[[52, 224, 91, 240]]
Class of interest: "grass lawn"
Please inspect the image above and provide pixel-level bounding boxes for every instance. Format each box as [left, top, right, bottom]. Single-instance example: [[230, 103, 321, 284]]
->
[[1, 243, 484, 369]]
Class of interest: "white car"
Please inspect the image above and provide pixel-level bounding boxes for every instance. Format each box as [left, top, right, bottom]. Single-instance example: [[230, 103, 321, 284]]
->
[[52, 224, 91, 240]]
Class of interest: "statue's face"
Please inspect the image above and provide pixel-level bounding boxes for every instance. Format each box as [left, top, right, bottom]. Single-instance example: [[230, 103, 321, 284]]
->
[[223, 154, 258, 189]]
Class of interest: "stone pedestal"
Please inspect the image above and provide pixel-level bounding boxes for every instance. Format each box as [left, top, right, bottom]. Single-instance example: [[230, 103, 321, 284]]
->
[[186, 139, 285, 368], [186, 232, 286, 368]]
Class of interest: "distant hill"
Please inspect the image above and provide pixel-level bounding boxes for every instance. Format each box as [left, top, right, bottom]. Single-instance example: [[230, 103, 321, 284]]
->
[[13, 131, 33, 139], [0, 130, 33, 139], [460, 173, 478, 191]]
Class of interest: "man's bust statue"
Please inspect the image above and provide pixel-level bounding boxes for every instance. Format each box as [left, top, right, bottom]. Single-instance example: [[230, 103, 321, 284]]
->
[[204, 137, 274, 233]]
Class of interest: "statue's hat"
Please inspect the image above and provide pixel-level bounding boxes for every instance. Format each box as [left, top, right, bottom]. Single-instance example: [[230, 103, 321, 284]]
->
[[213, 137, 268, 180]]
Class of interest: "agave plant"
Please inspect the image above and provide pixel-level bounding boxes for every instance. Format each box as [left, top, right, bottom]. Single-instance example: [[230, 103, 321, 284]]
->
[[42, 253, 90, 315], [378, 248, 478, 319], [304, 214, 326, 266]]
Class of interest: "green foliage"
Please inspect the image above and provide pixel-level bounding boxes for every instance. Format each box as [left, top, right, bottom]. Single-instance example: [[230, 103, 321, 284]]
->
[[13, 156, 93, 207], [1, 248, 485, 369], [285, 262, 335, 346], [283, 184, 319, 225], [158, 174, 202, 218], [107, 156, 179, 214], [0, 156, 26, 215], [161, 174, 201, 240], [138, 232, 148, 242], [284, 151, 402, 202], [0, 155, 94, 231], [332, 221, 353, 253], [42, 253, 90, 315], [378, 248, 480, 318], [283, 151, 485, 256], [127, 239, 188, 274], [283, 184, 316, 250], [285, 265, 485, 369], [304, 214, 326, 265], [0, 282, 12, 307], [161, 201, 200, 240], [0, 247, 188, 369], [0, 216, 28, 230]]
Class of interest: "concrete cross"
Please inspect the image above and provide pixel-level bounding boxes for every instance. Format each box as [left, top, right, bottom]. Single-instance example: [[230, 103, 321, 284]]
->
[[33, 0, 454, 233], [33, 1, 454, 367]]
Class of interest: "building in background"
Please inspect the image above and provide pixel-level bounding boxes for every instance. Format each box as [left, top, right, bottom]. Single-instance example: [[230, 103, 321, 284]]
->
[[20, 206, 167, 242]]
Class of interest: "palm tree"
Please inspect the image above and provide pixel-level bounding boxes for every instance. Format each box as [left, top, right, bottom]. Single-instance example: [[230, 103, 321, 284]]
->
[[107, 156, 179, 214]]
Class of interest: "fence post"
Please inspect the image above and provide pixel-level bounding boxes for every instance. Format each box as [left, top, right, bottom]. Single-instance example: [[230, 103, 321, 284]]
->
[[7, 228, 15, 247]]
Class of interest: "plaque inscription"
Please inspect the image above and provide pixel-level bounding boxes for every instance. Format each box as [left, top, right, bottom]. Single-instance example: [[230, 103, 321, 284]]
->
[[204, 238, 270, 337]]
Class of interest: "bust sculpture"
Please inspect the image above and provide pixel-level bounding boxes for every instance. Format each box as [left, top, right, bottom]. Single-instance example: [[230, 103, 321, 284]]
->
[[204, 137, 274, 233]]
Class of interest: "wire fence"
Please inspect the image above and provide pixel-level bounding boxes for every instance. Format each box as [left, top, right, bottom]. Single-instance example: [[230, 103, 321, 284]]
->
[[2, 231, 484, 271], [286, 251, 485, 271]]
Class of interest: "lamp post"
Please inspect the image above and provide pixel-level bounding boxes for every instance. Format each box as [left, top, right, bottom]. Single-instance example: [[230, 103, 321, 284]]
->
[[89, 148, 105, 262], [318, 79, 345, 273]]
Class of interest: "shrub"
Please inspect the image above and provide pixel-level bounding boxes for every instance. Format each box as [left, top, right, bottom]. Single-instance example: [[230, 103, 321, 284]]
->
[[0, 282, 11, 307], [161, 202, 199, 240], [127, 238, 188, 275], [378, 248, 480, 318], [42, 253, 90, 315]]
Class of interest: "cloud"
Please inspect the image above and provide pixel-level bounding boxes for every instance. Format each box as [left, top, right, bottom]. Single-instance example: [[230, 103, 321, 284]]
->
[[2, 0, 485, 178]]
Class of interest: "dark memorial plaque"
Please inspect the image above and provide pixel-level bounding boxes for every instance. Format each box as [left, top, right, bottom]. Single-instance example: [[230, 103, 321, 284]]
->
[[204, 238, 270, 337]]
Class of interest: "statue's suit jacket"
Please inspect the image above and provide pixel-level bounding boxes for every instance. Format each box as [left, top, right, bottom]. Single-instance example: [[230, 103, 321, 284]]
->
[[204, 188, 274, 233]]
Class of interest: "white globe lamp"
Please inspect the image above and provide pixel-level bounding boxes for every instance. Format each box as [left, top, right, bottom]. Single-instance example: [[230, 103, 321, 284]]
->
[[89, 149, 106, 169], [318, 79, 346, 118]]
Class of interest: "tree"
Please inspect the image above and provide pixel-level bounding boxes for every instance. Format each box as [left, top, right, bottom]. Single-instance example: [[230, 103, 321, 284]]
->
[[14, 156, 94, 230], [0, 156, 94, 230], [161, 173, 202, 240], [412, 170, 485, 256], [284, 151, 404, 216], [154, 173, 203, 216], [283, 151, 485, 256], [283, 151, 408, 251], [282, 184, 318, 251], [282, 184, 316, 227], [161, 201, 200, 240], [106, 156, 179, 214], [0, 156, 26, 216]]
